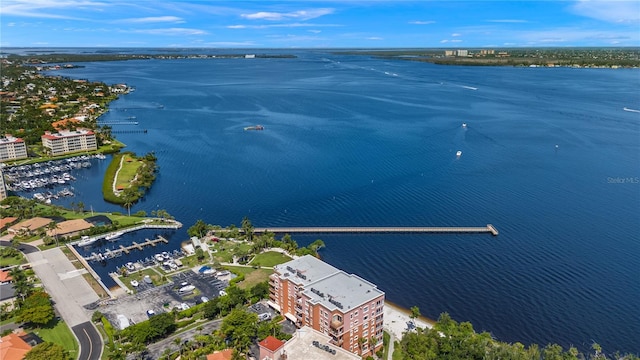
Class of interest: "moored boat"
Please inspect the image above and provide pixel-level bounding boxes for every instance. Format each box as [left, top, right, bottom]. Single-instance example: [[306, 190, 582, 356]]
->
[[244, 125, 264, 131]]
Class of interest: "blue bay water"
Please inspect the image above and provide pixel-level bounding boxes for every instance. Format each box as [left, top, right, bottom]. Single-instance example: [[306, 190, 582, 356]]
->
[[38, 51, 639, 354]]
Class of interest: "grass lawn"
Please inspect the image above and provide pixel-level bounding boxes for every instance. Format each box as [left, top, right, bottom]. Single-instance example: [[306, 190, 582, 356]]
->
[[210, 242, 252, 263], [224, 265, 273, 289], [249, 251, 292, 267], [32, 318, 79, 356], [0, 255, 25, 267], [115, 156, 142, 189]]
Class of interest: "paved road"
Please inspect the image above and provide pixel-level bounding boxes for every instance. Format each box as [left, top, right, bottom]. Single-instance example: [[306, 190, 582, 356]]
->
[[0, 240, 39, 254], [72, 322, 103, 360], [25, 247, 103, 360]]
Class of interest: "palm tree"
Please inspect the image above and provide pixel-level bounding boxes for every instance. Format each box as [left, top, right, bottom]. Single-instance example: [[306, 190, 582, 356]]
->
[[46, 221, 60, 247], [241, 216, 254, 242], [368, 336, 377, 356]]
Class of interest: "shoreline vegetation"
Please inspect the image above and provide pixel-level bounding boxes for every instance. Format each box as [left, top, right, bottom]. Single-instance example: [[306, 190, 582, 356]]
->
[[335, 48, 640, 68], [102, 151, 158, 208]]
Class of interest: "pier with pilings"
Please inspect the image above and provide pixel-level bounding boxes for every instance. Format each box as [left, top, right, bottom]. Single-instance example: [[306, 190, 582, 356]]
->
[[246, 224, 499, 236], [85, 236, 169, 261]]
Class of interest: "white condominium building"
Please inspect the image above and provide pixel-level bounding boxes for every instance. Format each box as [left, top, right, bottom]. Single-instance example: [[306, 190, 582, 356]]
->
[[0, 134, 28, 162], [41, 128, 97, 156]]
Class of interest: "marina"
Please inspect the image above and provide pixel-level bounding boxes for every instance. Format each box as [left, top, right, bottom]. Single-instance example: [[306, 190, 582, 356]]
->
[[84, 235, 169, 261]]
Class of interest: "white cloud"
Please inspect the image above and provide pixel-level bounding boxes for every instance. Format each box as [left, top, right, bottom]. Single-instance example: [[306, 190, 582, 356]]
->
[[409, 20, 435, 25], [440, 39, 462, 43], [241, 8, 334, 21], [227, 22, 341, 29], [0, 0, 108, 19], [117, 16, 185, 24], [132, 28, 207, 36], [367, 37, 383, 40], [486, 19, 528, 23], [7, 22, 16, 26], [308, 30, 321, 34], [569, 0, 640, 23], [451, 33, 461, 37]]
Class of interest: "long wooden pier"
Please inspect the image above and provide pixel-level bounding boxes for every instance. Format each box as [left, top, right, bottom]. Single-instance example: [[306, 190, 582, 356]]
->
[[249, 224, 499, 236], [85, 236, 169, 261]]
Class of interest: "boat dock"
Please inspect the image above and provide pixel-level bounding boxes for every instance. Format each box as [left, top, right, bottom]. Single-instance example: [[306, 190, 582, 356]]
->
[[249, 224, 499, 236], [85, 236, 169, 261]]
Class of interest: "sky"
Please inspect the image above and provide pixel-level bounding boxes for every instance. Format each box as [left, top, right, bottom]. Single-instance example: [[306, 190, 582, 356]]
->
[[1, 0, 639, 48]]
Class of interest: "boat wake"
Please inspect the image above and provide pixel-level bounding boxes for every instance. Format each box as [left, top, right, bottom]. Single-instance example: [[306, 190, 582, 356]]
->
[[623, 107, 640, 113], [461, 85, 478, 90]]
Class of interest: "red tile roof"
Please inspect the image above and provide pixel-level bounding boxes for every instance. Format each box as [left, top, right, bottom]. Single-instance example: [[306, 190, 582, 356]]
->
[[0, 332, 32, 360], [259, 336, 285, 352], [0, 270, 12, 283], [206, 349, 233, 360]]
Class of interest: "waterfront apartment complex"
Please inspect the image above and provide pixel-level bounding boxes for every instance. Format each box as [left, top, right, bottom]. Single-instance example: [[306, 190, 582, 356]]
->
[[0, 135, 28, 162], [268, 255, 385, 356], [41, 129, 97, 156]]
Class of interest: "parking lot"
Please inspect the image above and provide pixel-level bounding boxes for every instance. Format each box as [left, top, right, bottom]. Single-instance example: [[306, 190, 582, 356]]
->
[[100, 268, 229, 328]]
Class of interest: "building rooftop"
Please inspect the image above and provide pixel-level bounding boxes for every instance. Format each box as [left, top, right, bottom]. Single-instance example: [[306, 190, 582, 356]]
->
[[0, 135, 24, 144], [274, 255, 339, 285], [303, 271, 384, 312], [205, 349, 233, 360], [259, 335, 285, 352], [281, 327, 360, 360], [46, 218, 93, 237], [41, 128, 94, 140], [0, 332, 32, 360], [8, 217, 53, 234]]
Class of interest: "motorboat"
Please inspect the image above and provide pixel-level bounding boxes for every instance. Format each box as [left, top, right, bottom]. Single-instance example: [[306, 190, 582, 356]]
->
[[462, 123, 467, 128], [125, 262, 135, 271], [78, 236, 98, 247], [105, 231, 124, 241], [456, 150, 462, 157]]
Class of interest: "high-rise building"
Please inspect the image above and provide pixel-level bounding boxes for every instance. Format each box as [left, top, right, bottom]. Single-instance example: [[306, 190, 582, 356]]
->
[[268, 255, 385, 356], [41, 128, 97, 156], [0, 135, 28, 162]]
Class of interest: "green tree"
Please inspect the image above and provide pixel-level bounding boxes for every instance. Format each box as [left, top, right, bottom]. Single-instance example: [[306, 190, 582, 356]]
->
[[410, 306, 421, 328], [241, 216, 254, 242], [188, 219, 208, 238], [17, 291, 55, 326], [220, 307, 258, 352], [9, 266, 31, 302], [24, 342, 71, 360]]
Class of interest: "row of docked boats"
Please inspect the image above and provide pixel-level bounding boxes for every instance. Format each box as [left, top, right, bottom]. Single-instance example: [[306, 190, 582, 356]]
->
[[32, 188, 75, 203], [78, 231, 123, 247], [2, 154, 105, 193]]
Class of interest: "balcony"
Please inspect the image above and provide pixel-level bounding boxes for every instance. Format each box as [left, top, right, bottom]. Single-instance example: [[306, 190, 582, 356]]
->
[[330, 318, 343, 330]]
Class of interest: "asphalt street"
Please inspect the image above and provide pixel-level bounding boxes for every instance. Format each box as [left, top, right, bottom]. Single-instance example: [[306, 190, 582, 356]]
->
[[72, 322, 103, 360]]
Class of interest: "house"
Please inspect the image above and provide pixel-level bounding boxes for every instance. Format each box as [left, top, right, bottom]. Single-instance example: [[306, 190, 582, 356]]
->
[[0, 270, 12, 284], [0, 331, 32, 360], [7, 217, 53, 236], [269, 256, 385, 356], [258, 336, 285, 360], [46, 219, 93, 238], [206, 348, 234, 360], [0, 217, 18, 231]]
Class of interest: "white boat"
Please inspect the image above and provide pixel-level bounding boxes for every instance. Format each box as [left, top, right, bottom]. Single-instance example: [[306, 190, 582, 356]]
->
[[125, 262, 135, 271], [462, 123, 467, 128], [78, 236, 98, 247], [130, 280, 139, 287], [154, 254, 164, 261], [105, 231, 123, 241], [456, 150, 462, 157], [179, 285, 195, 293]]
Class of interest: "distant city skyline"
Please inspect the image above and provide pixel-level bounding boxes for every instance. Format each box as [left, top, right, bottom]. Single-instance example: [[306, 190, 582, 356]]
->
[[1, 0, 639, 48]]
